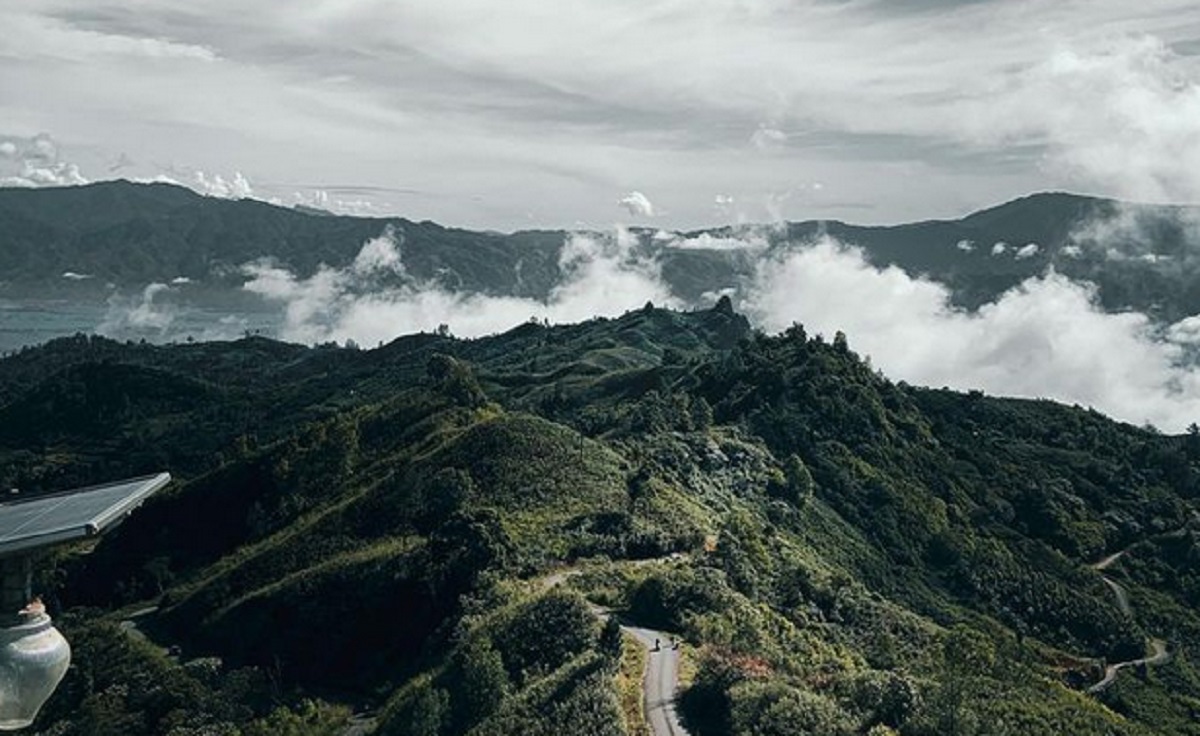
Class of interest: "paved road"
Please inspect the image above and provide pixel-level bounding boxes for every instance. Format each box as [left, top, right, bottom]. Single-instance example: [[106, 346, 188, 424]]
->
[[541, 566, 690, 736], [623, 625, 686, 736]]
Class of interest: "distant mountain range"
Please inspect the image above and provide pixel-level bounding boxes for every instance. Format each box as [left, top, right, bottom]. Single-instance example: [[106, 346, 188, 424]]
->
[[3, 180, 1199, 320]]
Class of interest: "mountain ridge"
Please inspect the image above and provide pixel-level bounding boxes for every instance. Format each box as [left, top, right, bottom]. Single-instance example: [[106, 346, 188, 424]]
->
[[6, 181, 1200, 318]]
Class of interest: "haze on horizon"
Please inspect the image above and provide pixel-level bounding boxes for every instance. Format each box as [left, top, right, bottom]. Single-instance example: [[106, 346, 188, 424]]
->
[[4, 1, 1200, 231]]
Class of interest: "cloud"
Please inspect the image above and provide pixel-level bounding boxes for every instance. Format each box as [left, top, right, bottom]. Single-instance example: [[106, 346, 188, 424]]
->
[[956, 239, 975, 253], [242, 226, 678, 346], [743, 236, 1200, 431], [1014, 243, 1041, 259], [0, 133, 88, 188], [1067, 201, 1200, 266], [750, 125, 788, 150], [969, 35, 1200, 204], [194, 171, 253, 199], [97, 283, 176, 337], [991, 242, 1008, 256], [292, 188, 379, 216], [659, 232, 770, 251], [227, 220, 1200, 432], [10, 3, 1200, 227], [619, 191, 656, 218]]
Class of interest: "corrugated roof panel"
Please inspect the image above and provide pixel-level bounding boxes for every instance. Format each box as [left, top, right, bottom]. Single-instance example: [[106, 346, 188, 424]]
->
[[0, 473, 171, 556]]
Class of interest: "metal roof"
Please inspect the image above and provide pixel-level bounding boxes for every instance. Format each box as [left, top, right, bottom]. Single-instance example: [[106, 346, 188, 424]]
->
[[0, 473, 171, 557]]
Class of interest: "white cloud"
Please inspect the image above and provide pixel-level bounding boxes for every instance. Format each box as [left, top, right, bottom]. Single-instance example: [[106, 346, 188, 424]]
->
[[968, 35, 1200, 204], [1062, 244, 1083, 258], [242, 226, 678, 346], [619, 191, 656, 218], [750, 125, 788, 150], [660, 232, 769, 251], [61, 271, 94, 281], [8, 4, 1200, 227], [956, 239, 975, 253], [991, 242, 1008, 256], [351, 227, 406, 276], [1014, 243, 1041, 259], [0, 133, 89, 188], [193, 171, 253, 199], [743, 236, 1200, 432], [97, 282, 176, 336]]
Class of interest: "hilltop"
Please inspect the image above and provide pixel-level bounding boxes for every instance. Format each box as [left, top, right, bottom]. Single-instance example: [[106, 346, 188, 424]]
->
[[1, 302, 1198, 735]]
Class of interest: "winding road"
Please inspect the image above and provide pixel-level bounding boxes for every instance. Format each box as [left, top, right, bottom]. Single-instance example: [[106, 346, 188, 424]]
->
[[1085, 549, 1171, 694], [624, 625, 686, 736], [541, 567, 690, 736]]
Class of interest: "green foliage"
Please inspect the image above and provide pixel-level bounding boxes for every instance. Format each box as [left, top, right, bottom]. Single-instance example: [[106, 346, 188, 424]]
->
[[3, 300, 1199, 735], [455, 637, 508, 725], [729, 682, 856, 736]]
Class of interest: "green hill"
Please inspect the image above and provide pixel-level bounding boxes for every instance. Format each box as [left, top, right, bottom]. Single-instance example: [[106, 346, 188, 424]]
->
[[2, 303, 1198, 735]]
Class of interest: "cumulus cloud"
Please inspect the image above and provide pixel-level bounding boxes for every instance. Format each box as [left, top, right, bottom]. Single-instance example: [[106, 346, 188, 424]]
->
[[242, 226, 678, 346], [194, 171, 253, 199], [619, 191, 656, 218], [991, 242, 1008, 256], [956, 239, 975, 253], [744, 237, 1200, 431], [61, 271, 94, 281], [0, 133, 88, 188], [972, 35, 1200, 204]]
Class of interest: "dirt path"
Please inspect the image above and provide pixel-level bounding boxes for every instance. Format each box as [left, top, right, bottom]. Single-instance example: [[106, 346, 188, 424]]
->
[[1085, 549, 1170, 694], [1087, 639, 1169, 694]]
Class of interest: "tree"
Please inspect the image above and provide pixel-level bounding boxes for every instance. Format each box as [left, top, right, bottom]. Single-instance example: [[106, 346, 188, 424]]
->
[[455, 638, 507, 725], [600, 617, 623, 668]]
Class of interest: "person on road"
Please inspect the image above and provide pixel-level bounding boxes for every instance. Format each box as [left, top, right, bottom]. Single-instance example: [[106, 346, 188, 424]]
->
[[654, 637, 660, 651]]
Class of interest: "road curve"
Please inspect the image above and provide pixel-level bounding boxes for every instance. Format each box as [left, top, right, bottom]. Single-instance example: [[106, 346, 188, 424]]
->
[[1087, 639, 1169, 694], [1085, 549, 1170, 694], [540, 566, 691, 736]]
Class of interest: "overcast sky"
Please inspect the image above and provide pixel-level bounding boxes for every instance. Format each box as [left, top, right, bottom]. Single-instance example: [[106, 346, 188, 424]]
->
[[4, 0, 1200, 230]]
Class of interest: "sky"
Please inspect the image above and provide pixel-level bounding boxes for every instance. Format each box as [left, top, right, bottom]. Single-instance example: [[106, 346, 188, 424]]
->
[[4, 0, 1200, 230], [12, 0, 1200, 430]]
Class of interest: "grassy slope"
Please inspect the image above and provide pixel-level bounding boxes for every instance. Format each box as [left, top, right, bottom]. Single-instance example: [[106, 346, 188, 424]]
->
[[1, 304, 1197, 735]]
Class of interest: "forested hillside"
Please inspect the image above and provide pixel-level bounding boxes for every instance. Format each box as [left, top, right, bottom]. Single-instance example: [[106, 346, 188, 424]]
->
[[6, 182, 1200, 320], [2, 300, 1198, 735]]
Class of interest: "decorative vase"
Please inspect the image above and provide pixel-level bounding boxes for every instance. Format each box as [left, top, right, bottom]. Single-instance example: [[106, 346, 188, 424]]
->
[[0, 613, 71, 730]]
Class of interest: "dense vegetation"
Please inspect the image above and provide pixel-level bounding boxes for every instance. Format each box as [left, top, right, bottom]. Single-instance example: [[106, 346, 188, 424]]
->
[[2, 300, 1198, 734]]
